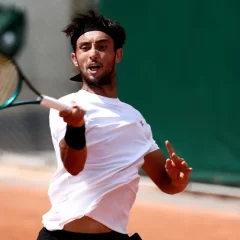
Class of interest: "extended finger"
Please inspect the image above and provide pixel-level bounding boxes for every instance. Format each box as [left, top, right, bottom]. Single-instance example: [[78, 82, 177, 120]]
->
[[165, 140, 176, 157]]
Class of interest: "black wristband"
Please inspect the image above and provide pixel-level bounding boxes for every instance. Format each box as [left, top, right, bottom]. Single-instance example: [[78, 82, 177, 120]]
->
[[64, 124, 86, 150]]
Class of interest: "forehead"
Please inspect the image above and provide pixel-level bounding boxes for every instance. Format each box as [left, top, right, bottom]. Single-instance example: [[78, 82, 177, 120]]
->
[[77, 31, 113, 44]]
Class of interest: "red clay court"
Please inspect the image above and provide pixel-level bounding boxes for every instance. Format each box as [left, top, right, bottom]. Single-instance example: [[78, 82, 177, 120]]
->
[[0, 166, 240, 240]]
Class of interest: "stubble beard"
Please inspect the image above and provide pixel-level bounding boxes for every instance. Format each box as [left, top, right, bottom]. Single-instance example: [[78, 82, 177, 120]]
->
[[79, 59, 116, 90]]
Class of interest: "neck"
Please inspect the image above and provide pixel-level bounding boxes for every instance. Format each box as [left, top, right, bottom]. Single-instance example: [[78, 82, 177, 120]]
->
[[81, 78, 118, 99]]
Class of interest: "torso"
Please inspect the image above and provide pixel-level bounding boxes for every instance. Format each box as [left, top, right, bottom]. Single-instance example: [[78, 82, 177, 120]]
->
[[63, 216, 112, 233], [43, 90, 159, 234]]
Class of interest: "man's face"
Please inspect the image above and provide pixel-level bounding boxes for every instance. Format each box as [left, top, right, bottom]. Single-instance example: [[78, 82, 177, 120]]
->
[[71, 31, 122, 87]]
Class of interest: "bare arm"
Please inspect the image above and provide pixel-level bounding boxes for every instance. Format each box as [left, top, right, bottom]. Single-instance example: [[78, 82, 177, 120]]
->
[[58, 101, 87, 176], [143, 141, 192, 195], [59, 138, 87, 176]]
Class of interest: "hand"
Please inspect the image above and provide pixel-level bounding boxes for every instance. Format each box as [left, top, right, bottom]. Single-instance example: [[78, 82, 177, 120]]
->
[[165, 140, 192, 187], [59, 101, 85, 127]]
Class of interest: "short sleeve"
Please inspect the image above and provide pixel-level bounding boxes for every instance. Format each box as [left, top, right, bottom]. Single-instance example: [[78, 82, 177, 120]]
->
[[49, 102, 89, 145], [144, 121, 160, 155], [48, 93, 87, 144], [49, 108, 67, 144]]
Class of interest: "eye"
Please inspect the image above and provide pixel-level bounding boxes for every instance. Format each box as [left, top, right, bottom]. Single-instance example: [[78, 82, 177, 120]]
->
[[80, 45, 88, 51], [99, 45, 107, 51]]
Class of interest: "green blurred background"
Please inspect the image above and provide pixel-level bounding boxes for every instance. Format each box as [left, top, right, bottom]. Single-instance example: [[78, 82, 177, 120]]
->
[[0, 0, 239, 187], [100, 0, 240, 186]]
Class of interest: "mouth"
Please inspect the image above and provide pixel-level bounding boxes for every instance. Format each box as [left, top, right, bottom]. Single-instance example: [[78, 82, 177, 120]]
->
[[87, 64, 102, 73]]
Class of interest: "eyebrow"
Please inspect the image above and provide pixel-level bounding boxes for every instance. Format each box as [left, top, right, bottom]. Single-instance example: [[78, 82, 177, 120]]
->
[[79, 38, 109, 46], [95, 38, 109, 43]]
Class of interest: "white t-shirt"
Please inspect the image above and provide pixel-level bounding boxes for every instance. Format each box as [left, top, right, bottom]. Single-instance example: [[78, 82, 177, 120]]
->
[[42, 89, 159, 234]]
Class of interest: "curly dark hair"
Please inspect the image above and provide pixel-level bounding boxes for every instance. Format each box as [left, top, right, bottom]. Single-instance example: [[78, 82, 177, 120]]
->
[[62, 10, 126, 52]]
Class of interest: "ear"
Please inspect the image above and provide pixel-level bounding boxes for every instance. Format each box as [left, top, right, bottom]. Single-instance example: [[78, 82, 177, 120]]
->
[[115, 48, 123, 63], [71, 53, 78, 67]]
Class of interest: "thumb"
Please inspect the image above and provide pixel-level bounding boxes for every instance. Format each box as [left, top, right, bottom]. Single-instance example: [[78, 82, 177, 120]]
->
[[70, 100, 78, 107]]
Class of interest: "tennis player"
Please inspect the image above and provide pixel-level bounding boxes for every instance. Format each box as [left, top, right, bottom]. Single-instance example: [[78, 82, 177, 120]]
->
[[37, 10, 192, 240]]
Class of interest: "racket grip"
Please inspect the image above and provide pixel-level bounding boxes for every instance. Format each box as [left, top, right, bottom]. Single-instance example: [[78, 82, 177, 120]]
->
[[40, 95, 71, 111]]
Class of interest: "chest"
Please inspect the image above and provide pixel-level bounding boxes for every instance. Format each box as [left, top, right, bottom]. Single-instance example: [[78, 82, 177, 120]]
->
[[84, 104, 151, 147]]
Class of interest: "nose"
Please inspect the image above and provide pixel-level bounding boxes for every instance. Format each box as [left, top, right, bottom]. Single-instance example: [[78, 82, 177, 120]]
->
[[89, 47, 100, 60]]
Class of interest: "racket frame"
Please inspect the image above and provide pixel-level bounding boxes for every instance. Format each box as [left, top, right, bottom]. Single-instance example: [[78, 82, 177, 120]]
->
[[0, 52, 71, 111]]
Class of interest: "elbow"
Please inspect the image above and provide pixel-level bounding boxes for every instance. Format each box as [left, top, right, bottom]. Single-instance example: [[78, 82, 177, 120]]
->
[[66, 165, 84, 176], [158, 186, 179, 195], [157, 183, 176, 195], [61, 147, 87, 176], [64, 157, 86, 176], [157, 181, 187, 195]]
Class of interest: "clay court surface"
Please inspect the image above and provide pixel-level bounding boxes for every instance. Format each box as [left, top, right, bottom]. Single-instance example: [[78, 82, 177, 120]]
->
[[1, 166, 240, 240]]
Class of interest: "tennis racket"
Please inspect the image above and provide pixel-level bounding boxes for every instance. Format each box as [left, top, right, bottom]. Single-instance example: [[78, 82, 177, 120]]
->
[[0, 51, 71, 111]]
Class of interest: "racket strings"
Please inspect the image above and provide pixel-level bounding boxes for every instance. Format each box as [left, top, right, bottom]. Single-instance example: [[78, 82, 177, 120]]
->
[[0, 56, 19, 105]]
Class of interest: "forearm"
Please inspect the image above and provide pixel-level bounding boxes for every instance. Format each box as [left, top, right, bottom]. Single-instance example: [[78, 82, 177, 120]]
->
[[59, 139, 87, 176], [59, 124, 87, 176], [158, 170, 188, 195]]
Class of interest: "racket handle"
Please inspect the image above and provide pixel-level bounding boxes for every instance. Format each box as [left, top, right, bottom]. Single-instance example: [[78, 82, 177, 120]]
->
[[40, 95, 71, 111]]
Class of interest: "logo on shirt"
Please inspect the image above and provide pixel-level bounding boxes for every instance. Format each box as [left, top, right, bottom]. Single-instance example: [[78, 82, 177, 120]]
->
[[140, 120, 144, 127]]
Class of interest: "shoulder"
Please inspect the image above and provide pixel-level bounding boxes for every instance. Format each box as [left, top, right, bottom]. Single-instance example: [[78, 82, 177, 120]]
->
[[120, 101, 145, 119], [120, 101, 154, 133], [120, 101, 142, 115]]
